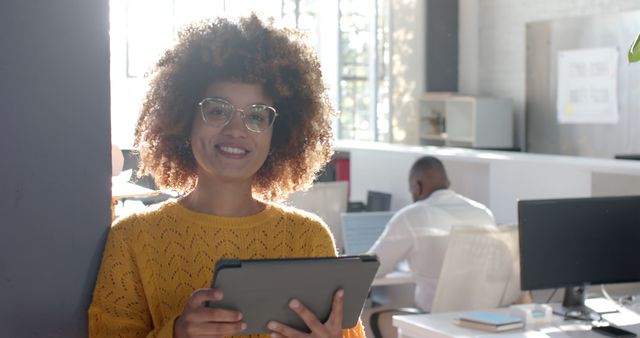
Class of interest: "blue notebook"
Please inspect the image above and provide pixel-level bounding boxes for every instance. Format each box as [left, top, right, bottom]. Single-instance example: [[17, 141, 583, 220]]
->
[[461, 312, 522, 325], [457, 312, 524, 332]]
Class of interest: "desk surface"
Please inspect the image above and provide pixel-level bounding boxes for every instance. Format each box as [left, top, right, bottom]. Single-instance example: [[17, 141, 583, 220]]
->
[[112, 180, 159, 199], [393, 307, 640, 338], [372, 271, 414, 287]]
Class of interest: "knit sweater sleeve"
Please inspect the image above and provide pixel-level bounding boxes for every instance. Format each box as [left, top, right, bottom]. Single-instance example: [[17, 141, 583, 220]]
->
[[88, 216, 175, 338]]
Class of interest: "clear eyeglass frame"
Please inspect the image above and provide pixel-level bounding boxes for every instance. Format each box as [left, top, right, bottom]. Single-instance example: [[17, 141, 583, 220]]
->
[[198, 97, 278, 133]]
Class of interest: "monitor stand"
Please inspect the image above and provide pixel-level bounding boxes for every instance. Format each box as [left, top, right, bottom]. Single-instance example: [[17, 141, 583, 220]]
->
[[563, 284, 587, 310], [551, 285, 598, 320]]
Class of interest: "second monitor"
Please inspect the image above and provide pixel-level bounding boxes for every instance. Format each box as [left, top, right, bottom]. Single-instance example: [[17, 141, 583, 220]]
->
[[367, 191, 392, 212], [518, 195, 640, 310]]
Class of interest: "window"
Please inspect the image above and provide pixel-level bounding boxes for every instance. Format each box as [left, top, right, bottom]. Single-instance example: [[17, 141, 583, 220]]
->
[[110, 0, 390, 147], [337, 0, 390, 142]]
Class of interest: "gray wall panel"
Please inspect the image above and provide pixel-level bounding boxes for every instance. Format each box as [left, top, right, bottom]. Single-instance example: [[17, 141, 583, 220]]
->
[[0, 0, 111, 336], [426, 0, 459, 92], [592, 172, 640, 197], [526, 11, 640, 158]]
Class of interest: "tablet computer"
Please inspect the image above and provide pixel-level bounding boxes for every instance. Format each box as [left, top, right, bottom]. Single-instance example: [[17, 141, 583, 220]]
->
[[208, 255, 379, 335]]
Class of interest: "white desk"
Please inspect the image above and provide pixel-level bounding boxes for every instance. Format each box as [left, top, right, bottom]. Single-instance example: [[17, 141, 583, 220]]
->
[[112, 180, 158, 200], [393, 308, 640, 338], [111, 179, 160, 220], [372, 271, 415, 287]]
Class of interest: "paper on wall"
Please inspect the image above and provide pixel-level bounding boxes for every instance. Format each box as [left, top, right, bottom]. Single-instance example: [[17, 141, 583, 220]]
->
[[556, 47, 619, 124]]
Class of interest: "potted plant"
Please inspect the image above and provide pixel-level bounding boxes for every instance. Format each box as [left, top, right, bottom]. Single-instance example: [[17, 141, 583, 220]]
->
[[630, 33, 640, 63]]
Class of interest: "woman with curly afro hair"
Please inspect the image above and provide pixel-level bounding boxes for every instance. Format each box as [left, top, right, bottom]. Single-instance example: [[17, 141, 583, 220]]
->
[[89, 14, 366, 338]]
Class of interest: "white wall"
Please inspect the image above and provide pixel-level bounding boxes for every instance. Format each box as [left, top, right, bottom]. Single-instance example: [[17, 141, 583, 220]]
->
[[336, 140, 640, 225], [458, 0, 640, 150]]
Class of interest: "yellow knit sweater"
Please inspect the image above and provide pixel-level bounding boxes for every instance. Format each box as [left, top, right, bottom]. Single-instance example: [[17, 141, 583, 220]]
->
[[89, 200, 366, 338]]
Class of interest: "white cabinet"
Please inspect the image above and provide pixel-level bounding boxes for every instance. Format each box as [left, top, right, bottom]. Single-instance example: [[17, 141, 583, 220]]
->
[[419, 92, 450, 146], [420, 93, 513, 149]]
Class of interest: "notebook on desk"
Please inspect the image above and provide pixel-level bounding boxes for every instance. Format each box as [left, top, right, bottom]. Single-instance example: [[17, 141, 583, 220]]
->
[[340, 211, 394, 255], [456, 312, 524, 332]]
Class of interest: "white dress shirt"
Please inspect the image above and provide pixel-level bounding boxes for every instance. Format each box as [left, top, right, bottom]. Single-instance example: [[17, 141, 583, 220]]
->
[[368, 189, 496, 312]]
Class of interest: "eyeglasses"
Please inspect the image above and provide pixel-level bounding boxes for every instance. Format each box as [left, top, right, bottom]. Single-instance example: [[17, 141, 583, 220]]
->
[[198, 97, 278, 133]]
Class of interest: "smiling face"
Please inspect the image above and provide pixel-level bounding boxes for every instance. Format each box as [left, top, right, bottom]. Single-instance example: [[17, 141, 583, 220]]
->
[[190, 81, 274, 186]]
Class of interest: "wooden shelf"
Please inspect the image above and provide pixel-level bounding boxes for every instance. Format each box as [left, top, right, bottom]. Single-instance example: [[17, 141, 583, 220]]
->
[[420, 134, 447, 141]]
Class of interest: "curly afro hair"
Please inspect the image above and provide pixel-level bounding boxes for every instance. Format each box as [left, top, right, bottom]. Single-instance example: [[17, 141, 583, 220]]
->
[[134, 14, 335, 202]]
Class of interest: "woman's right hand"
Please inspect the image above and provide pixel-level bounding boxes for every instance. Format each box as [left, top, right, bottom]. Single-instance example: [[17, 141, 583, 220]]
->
[[174, 288, 246, 338]]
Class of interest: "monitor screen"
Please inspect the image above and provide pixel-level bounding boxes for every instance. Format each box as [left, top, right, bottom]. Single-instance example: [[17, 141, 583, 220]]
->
[[366, 191, 392, 212], [518, 196, 640, 293], [341, 211, 395, 255]]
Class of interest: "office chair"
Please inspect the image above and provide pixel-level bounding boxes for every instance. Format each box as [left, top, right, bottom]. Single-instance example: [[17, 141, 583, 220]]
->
[[112, 145, 124, 177], [368, 307, 423, 338], [118, 149, 171, 205], [121, 149, 158, 190], [367, 225, 521, 338], [285, 181, 349, 252], [368, 229, 450, 338], [430, 224, 521, 313]]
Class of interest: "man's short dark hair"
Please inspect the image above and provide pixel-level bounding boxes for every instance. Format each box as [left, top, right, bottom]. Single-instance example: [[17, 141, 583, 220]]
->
[[411, 156, 446, 176], [410, 156, 450, 191]]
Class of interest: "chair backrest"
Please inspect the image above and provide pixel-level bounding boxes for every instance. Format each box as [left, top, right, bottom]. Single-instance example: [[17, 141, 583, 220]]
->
[[111, 145, 124, 177], [121, 149, 159, 190], [340, 211, 395, 255], [430, 224, 521, 313], [286, 181, 349, 252]]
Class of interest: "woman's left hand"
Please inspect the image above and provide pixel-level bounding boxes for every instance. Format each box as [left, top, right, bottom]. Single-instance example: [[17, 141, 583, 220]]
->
[[268, 289, 344, 338]]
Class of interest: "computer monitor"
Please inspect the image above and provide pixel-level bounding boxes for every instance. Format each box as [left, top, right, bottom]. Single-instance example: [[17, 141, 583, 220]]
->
[[366, 191, 392, 212], [341, 211, 395, 255], [518, 195, 640, 309]]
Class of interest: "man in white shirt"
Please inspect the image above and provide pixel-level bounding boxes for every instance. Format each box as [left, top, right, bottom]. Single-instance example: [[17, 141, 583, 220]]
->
[[368, 155, 496, 312]]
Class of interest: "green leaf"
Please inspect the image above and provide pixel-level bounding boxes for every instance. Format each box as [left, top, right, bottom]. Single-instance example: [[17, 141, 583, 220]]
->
[[629, 32, 640, 63]]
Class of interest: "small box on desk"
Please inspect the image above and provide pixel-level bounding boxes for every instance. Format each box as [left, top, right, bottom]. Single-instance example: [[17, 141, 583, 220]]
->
[[509, 303, 553, 325]]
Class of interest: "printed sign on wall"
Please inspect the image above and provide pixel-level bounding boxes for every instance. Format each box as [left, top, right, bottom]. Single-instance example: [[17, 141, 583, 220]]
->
[[557, 47, 619, 124]]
